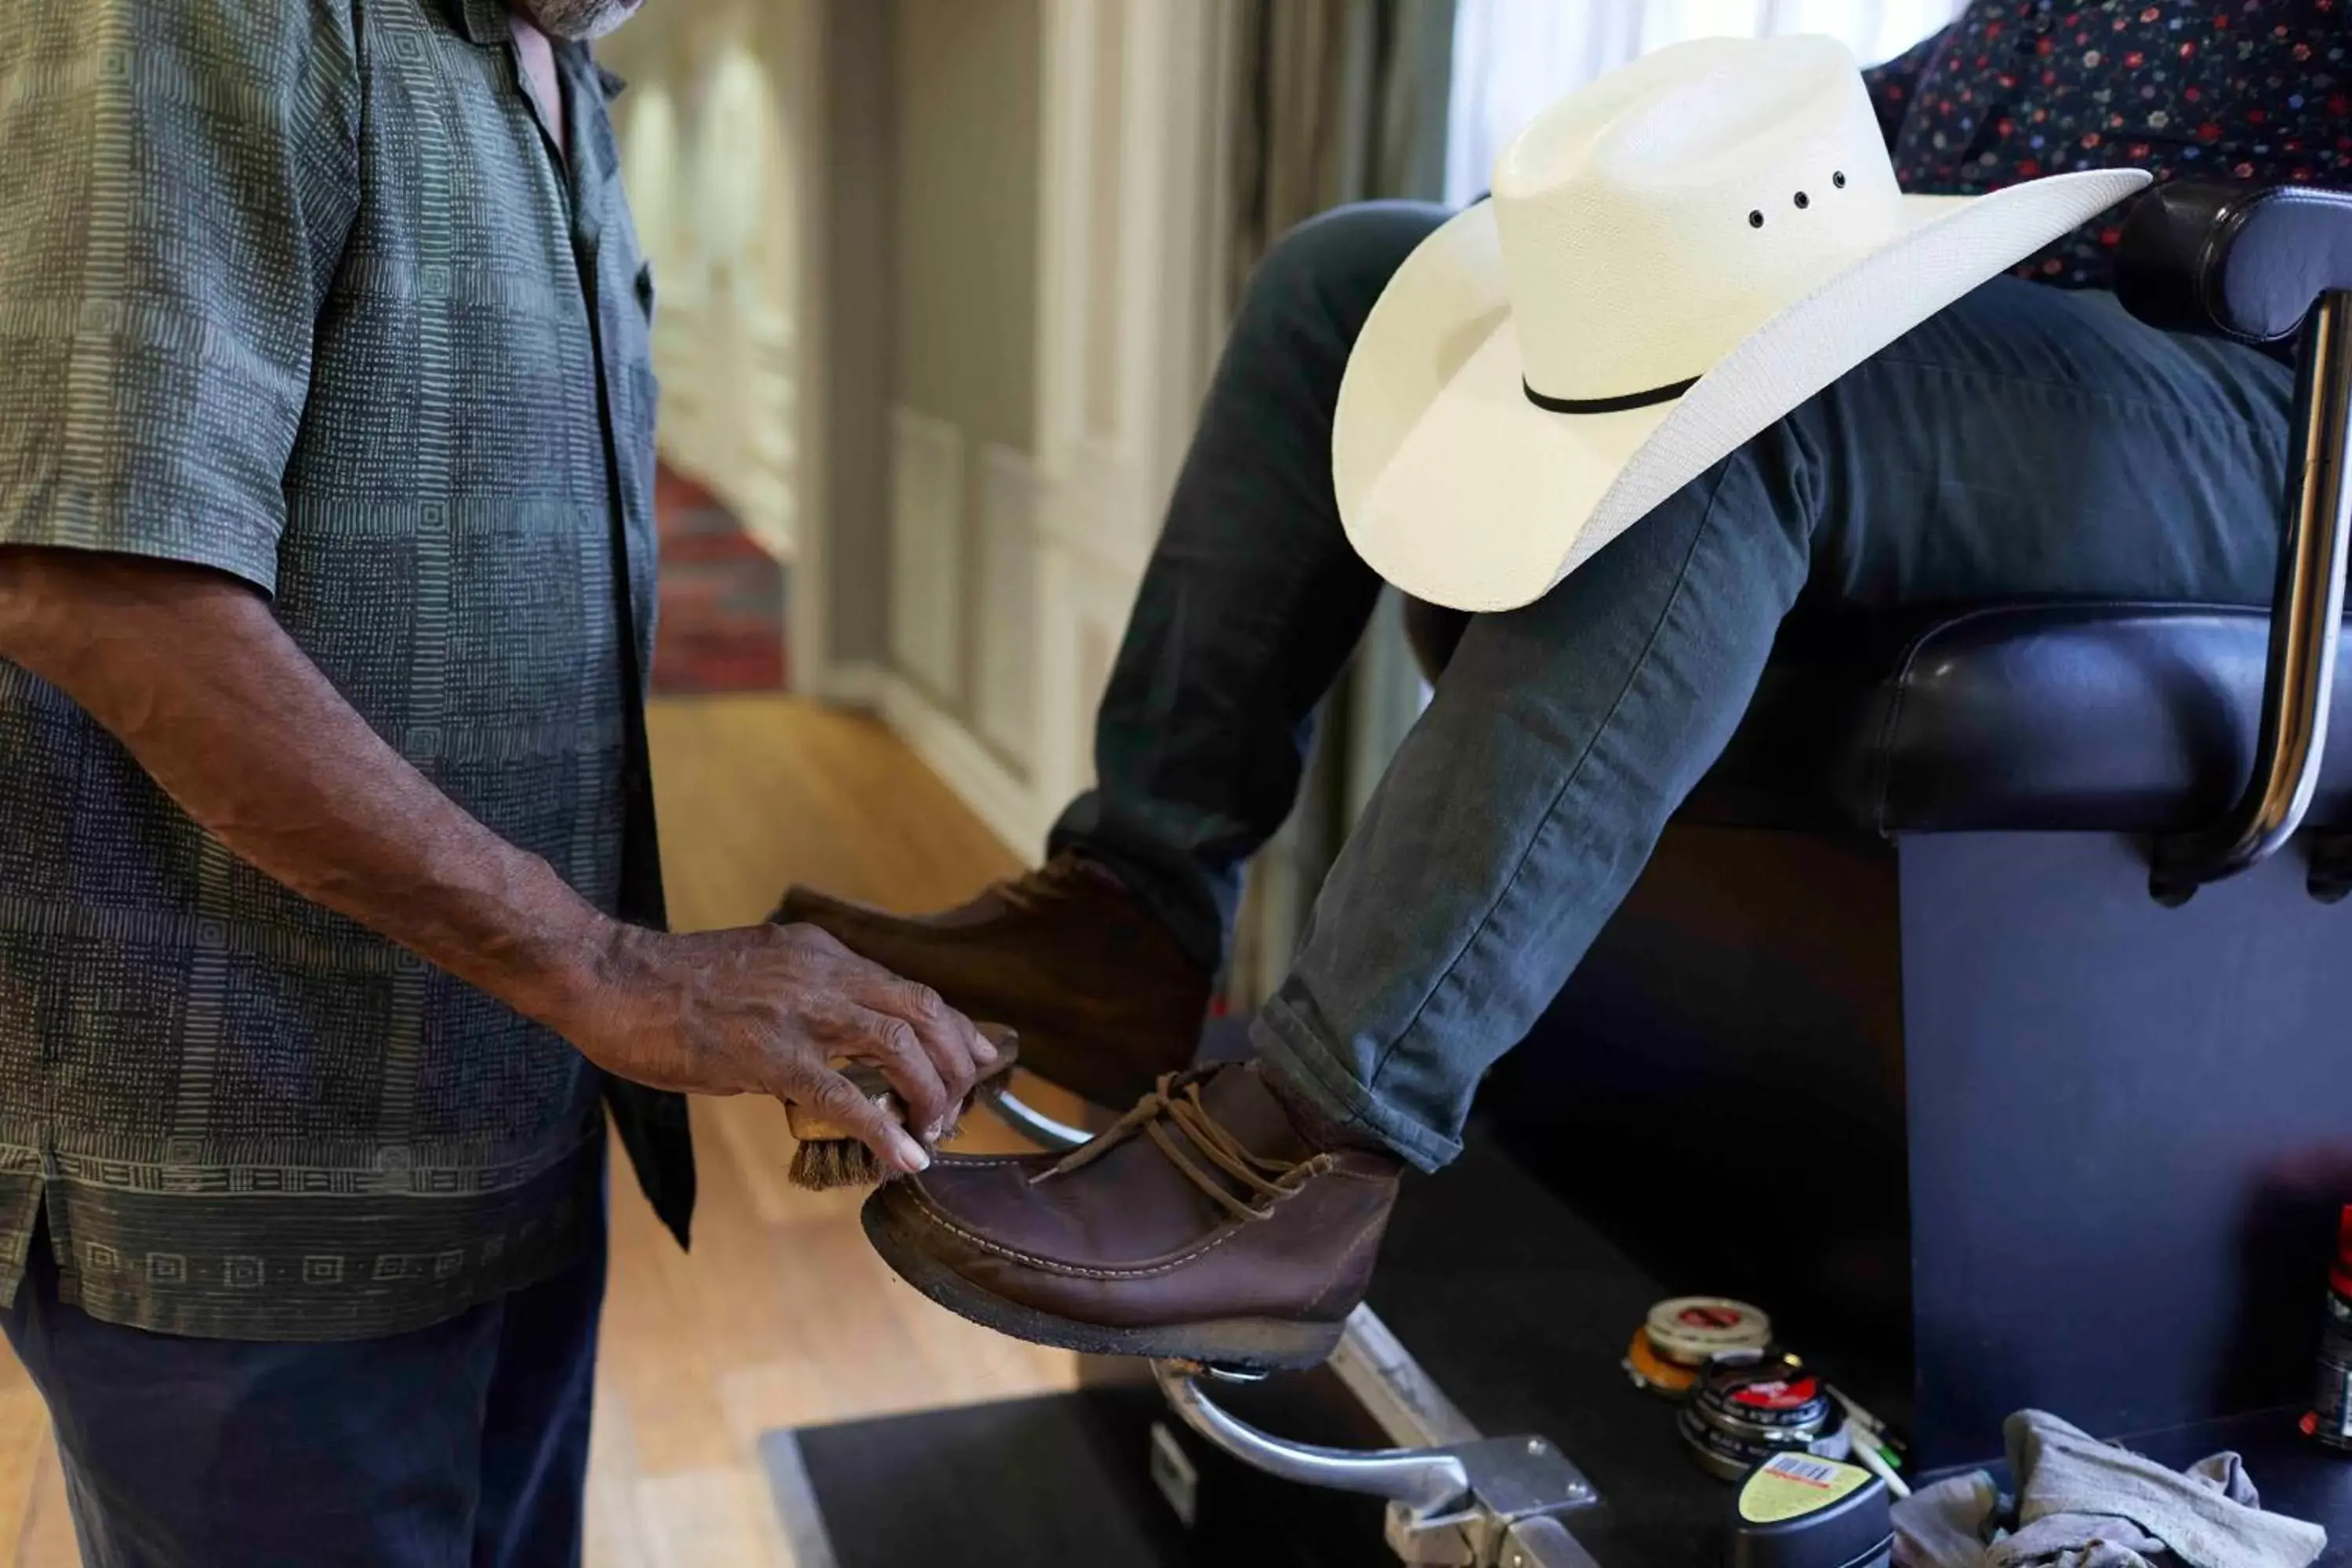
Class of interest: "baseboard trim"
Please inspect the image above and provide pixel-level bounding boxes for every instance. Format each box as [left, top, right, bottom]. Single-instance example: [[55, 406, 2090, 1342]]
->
[[818, 662, 890, 712], [877, 677, 1053, 860]]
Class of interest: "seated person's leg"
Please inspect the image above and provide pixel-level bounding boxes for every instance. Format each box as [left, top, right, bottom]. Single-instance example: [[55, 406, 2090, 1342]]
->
[[781, 202, 1451, 1108], [862, 277, 2295, 1364]]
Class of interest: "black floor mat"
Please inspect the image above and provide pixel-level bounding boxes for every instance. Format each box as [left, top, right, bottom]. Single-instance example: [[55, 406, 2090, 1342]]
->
[[768, 1381, 1394, 1568], [769, 1390, 1194, 1568]]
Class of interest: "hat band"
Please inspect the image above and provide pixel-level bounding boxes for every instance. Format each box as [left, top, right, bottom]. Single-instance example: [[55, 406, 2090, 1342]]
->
[[1523, 375, 1698, 416]]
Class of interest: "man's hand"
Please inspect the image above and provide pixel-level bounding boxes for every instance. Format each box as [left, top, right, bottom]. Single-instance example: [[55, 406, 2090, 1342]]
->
[[554, 923, 998, 1173], [0, 546, 983, 1175]]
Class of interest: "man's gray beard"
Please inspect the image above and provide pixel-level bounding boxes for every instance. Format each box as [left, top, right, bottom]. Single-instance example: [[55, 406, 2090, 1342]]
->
[[514, 0, 643, 42]]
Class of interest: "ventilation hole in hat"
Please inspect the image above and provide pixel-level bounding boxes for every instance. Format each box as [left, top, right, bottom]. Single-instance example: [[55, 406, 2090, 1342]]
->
[[1794, 191, 1811, 209], [1833, 171, 1848, 188], [1748, 210, 1764, 228]]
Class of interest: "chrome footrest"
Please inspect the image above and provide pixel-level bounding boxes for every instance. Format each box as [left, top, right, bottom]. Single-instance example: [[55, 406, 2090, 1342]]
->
[[977, 1081, 1092, 1152], [985, 1090, 1603, 1563], [1152, 1307, 1601, 1567]]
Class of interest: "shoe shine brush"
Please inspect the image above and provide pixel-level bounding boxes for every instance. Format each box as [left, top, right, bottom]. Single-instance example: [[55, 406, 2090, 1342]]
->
[[783, 1026, 1019, 1191]]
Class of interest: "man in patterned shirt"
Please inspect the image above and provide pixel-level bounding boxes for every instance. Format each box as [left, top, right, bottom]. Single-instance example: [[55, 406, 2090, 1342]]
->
[[785, 3, 2349, 1365], [0, 0, 993, 1561]]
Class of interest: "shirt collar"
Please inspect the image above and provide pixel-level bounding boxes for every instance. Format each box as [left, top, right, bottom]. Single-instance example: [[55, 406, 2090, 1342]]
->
[[441, 0, 517, 47], [437, 0, 629, 90], [441, 2, 628, 98]]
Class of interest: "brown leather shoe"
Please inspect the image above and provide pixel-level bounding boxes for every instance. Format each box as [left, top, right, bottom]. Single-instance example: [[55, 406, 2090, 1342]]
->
[[775, 854, 1212, 1109], [862, 1063, 1402, 1370]]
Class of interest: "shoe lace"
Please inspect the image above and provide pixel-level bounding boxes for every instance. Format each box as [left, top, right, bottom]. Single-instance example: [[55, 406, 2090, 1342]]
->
[[1031, 1071, 1330, 1222]]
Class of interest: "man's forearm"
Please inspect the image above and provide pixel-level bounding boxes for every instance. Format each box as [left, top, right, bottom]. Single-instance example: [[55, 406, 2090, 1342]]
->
[[0, 547, 610, 1028], [0, 545, 994, 1162]]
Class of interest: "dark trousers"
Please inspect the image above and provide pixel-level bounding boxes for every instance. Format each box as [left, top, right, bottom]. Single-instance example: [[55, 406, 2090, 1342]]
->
[[1051, 201, 2295, 1170], [0, 1214, 606, 1568]]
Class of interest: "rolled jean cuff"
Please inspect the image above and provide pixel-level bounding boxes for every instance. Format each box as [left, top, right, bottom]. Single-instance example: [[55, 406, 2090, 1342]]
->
[[1250, 998, 1464, 1173]]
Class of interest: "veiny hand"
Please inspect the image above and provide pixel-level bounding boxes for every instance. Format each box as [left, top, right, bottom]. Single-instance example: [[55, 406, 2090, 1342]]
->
[[556, 920, 999, 1174]]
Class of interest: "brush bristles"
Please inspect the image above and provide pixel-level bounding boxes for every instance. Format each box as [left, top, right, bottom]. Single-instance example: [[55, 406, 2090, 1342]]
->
[[781, 1027, 1020, 1194], [787, 1138, 888, 1191], [786, 1115, 967, 1192]]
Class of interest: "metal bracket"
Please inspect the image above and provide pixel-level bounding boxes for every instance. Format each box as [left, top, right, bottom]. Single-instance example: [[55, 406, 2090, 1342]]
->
[[976, 1081, 1093, 1152], [1152, 1308, 1599, 1567], [1497, 1515, 1606, 1568], [1387, 1501, 1609, 1568], [2151, 290, 2352, 901]]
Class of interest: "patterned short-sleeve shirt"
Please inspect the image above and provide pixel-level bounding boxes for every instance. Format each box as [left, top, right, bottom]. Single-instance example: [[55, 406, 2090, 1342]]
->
[[0, 0, 692, 1339]]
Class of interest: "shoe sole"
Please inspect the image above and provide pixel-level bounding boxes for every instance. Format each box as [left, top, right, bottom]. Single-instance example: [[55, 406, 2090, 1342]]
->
[[861, 1190, 1347, 1374]]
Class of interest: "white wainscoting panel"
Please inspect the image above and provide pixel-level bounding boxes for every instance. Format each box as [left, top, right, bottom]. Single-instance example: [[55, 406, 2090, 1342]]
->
[[974, 445, 1042, 771], [858, 0, 1227, 854], [880, 675, 1056, 861], [818, 660, 889, 712], [1034, 537, 1141, 817], [887, 407, 967, 706]]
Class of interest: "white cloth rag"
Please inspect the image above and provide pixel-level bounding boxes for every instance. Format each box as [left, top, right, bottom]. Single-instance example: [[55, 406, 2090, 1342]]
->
[[1891, 1411, 2326, 1568]]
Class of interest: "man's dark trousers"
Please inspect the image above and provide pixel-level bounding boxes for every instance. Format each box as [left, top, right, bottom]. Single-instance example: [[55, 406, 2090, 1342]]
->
[[0, 1201, 606, 1568]]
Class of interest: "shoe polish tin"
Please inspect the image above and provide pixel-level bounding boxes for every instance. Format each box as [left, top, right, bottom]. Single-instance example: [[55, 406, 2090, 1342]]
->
[[1695, 1350, 1835, 1433], [1647, 1298, 1773, 1367], [1679, 1403, 1851, 1482], [1624, 1327, 1700, 1399], [1681, 1350, 1848, 1482]]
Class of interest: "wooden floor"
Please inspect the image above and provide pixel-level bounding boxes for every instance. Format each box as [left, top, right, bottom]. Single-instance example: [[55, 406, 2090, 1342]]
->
[[0, 695, 1079, 1566]]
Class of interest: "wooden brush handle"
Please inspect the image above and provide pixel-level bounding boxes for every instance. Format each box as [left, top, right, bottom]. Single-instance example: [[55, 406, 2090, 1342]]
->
[[782, 1065, 898, 1144], [781, 1027, 1019, 1144]]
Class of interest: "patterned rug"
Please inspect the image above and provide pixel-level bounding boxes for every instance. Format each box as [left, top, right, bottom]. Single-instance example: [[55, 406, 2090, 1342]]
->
[[652, 463, 789, 694]]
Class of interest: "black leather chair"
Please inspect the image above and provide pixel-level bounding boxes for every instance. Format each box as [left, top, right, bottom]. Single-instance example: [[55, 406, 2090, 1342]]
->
[[1402, 180, 2352, 1476]]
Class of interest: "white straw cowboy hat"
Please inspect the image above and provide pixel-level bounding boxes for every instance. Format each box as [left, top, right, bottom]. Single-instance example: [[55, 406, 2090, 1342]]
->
[[1332, 34, 2151, 612]]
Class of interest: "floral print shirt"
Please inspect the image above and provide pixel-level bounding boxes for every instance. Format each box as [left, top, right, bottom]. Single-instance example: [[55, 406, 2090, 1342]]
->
[[1864, 0, 2349, 287]]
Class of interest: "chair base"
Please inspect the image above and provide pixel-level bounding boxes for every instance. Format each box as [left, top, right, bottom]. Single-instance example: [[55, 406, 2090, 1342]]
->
[[1486, 821, 2352, 1471]]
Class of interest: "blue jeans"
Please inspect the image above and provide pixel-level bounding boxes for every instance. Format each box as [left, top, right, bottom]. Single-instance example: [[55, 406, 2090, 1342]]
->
[[1051, 201, 2296, 1171], [1, 1214, 604, 1567]]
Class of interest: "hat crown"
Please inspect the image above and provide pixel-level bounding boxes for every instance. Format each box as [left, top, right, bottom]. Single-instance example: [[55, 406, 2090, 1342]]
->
[[1494, 34, 1904, 405]]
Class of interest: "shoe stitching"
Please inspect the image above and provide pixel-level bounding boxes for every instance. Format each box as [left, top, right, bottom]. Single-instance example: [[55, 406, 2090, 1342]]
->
[[899, 1164, 1393, 1281], [902, 1186, 1250, 1279]]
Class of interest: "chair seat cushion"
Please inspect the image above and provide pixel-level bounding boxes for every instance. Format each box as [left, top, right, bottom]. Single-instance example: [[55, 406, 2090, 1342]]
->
[[1403, 597, 2352, 836], [1693, 603, 2352, 835]]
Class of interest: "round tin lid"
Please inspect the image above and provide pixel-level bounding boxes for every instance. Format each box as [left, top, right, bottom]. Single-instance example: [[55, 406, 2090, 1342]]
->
[[1646, 1297, 1773, 1366]]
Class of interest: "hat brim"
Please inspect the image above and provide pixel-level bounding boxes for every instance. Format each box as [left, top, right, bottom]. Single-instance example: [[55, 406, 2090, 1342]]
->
[[1334, 170, 2151, 612]]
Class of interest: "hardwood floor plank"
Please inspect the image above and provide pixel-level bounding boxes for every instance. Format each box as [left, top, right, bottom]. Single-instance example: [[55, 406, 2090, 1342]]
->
[[13, 1438, 72, 1568], [633, 1467, 793, 1568], [0, 1380, 49, 1565], [583, 1374, 653, 1568]]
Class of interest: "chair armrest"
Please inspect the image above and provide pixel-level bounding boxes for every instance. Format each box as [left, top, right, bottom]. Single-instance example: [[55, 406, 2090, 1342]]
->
[[2118, 182, 2352, 899], [2117, 180, 2352, 344]]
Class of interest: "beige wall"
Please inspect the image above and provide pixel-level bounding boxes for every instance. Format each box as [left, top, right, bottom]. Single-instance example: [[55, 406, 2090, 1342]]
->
[[888, 0, 1042, 454], [816, 1, 897, 674]]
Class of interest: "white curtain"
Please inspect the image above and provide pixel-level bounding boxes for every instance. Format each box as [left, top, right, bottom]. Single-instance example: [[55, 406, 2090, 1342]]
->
[[1444, 0, 1964, 205]]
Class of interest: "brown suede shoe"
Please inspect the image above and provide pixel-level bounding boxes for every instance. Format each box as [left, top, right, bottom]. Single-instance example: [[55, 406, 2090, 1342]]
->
[[862, 1063, 1402, 1370], [775, 854, 1212, 1109]]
